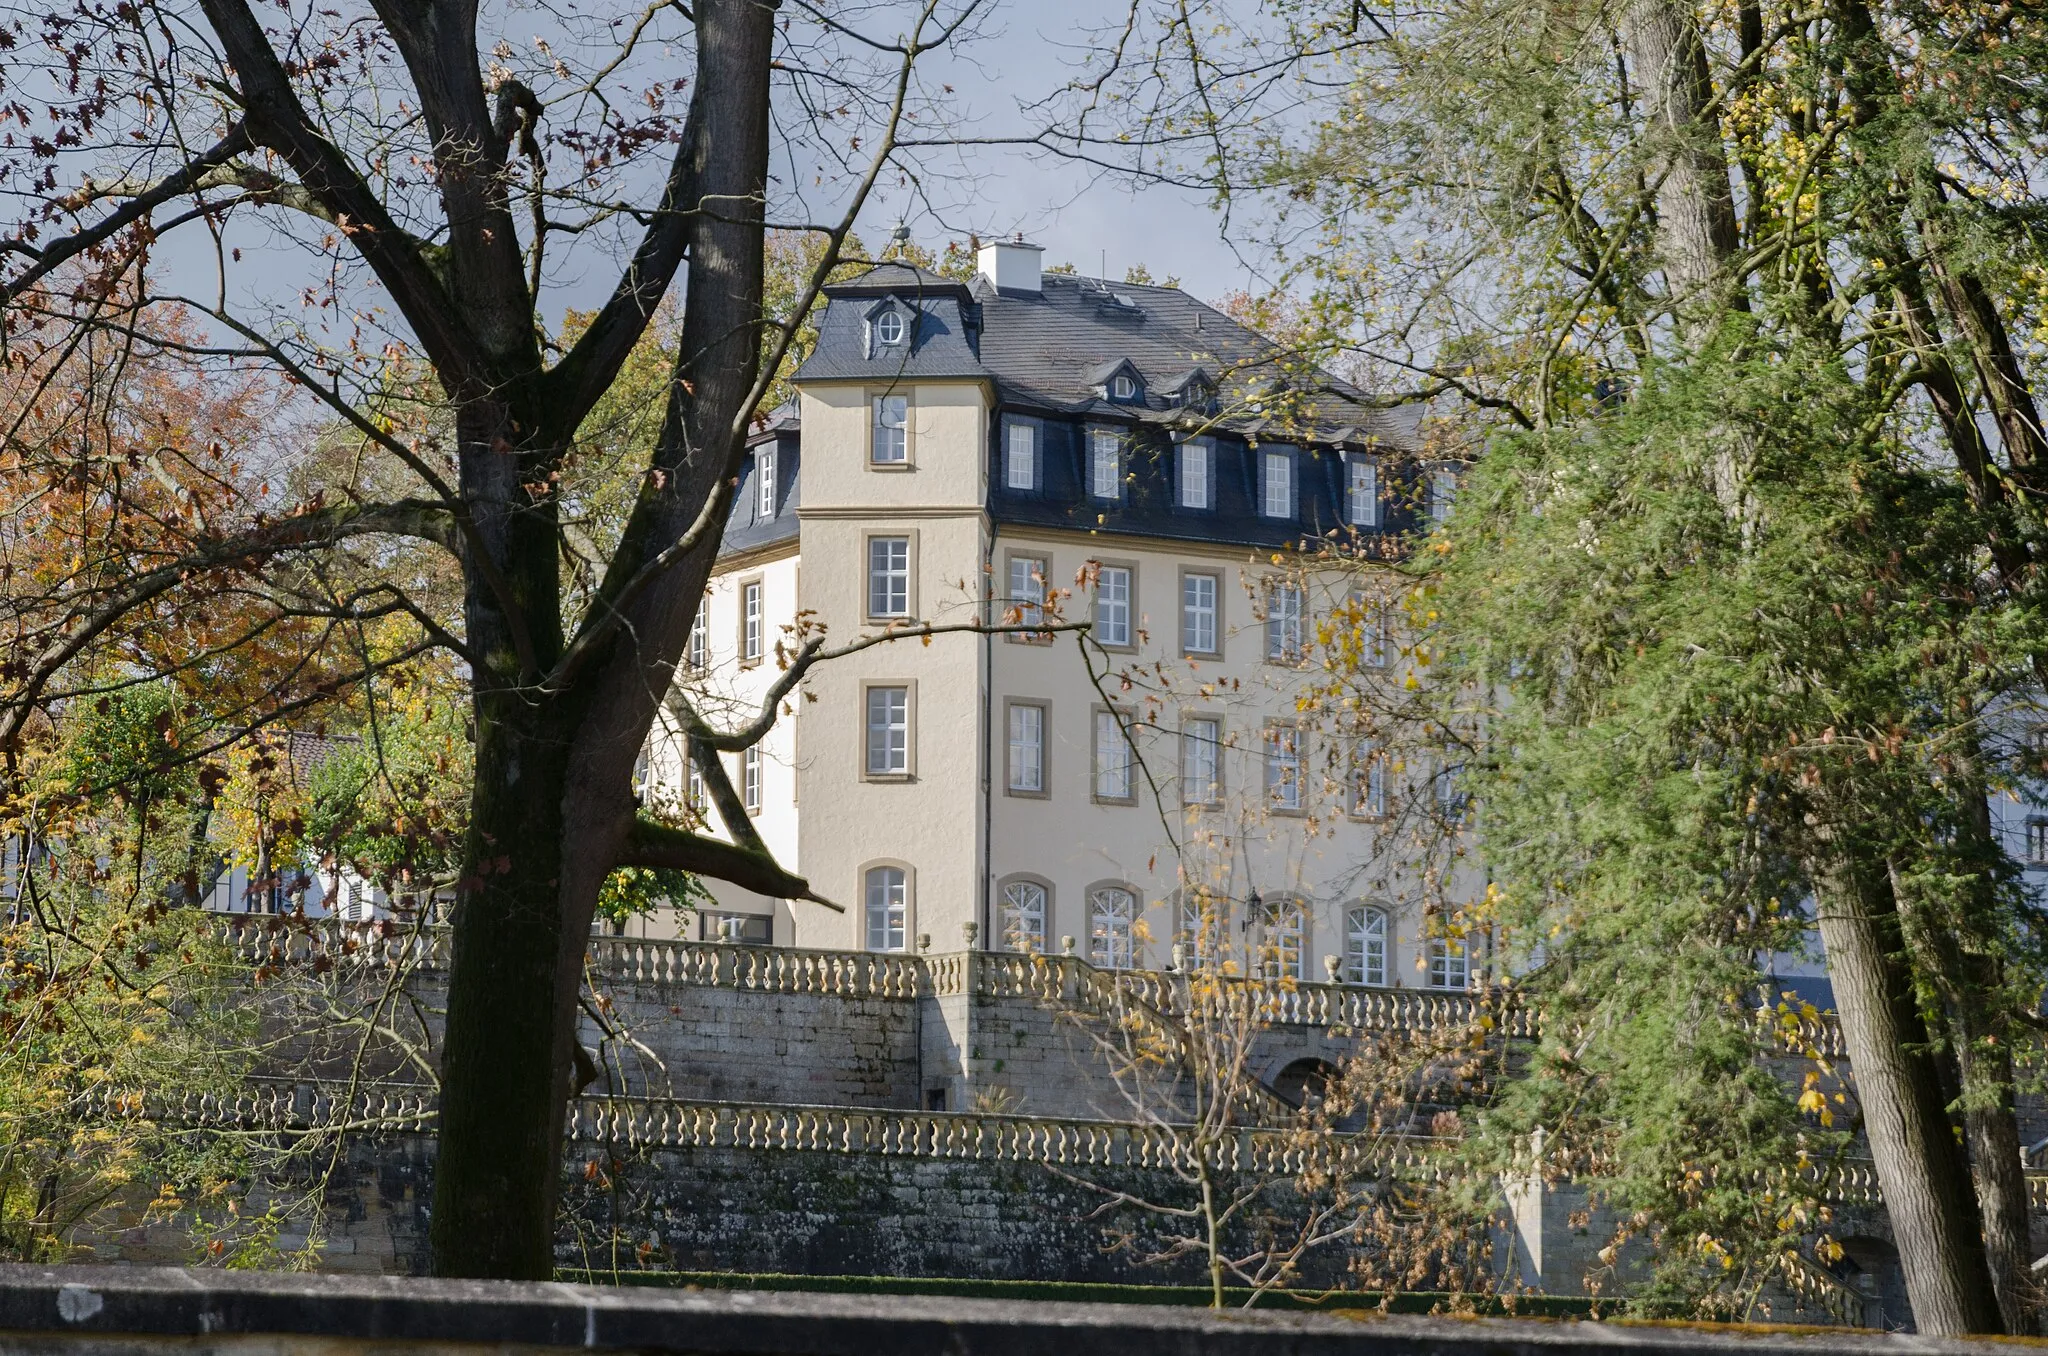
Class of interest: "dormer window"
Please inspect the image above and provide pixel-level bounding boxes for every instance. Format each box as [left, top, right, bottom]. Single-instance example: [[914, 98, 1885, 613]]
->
[[1112, 374, 1136, 401], [874, 308, 906, 346]]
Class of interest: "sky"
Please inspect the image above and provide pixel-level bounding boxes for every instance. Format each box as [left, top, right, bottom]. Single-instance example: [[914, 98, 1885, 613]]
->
[[138, 0, 1274, 366]]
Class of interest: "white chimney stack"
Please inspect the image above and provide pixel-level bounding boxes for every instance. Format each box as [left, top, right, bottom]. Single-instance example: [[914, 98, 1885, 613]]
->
[[977, 234, 1044, 295]]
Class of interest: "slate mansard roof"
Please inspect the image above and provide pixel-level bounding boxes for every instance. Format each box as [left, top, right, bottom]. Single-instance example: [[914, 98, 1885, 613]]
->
[[723, 263, 1435, 560]]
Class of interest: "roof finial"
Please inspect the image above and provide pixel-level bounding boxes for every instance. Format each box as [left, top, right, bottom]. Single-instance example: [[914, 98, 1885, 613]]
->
[[888, 218, 911, 251]]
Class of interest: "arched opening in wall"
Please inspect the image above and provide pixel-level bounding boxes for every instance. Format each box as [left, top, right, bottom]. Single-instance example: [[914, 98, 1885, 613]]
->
[[1268, 1057, 1341, 1110], [1830, 1235, 1910, 1331]]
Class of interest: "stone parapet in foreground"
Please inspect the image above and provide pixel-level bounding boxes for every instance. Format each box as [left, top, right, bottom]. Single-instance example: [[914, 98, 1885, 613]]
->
[[0, 1265, 2020, 1355]]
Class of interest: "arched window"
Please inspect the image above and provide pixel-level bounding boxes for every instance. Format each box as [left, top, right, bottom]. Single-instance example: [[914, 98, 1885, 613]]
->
[[864, 865, 907, 952], [1427, 936, 1469, 990], [874, 308, 905, 346], [1253, 894, 1305, 981], [1088, 886, 1137, 970], [1346, 906, 1388, 986], [1000, 878, 1048, 954]]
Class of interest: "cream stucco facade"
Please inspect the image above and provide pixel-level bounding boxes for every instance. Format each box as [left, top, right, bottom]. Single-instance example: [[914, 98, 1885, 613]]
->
[[639, 362, 1484, 992]]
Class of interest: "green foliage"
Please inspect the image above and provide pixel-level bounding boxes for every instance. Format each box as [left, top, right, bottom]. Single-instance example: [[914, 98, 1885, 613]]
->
[[595, 858, 710, 927], [58, 685, 195, 815]]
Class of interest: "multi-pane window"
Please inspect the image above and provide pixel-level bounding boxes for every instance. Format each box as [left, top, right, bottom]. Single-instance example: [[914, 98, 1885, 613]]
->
[[1435, 763, 1467, 817], [868, 536, 911, 618], [1177, 894, 1218, 968], [1262, 450, 1293, 519], [2029, 819, 2048, 863], [1005, 420, 1037, 491], [873, 394, 909, 463], [865, 866, 907, 951], [1112, 373, 1137, 401], [1265, 726, 1303, 811], [687, 605, 708, 670], [1366, 600, 1392, 668], [1351, 744, 1388, 818], [1427, 935, 1469, 990], [1182, 572, 1219, 655], [1347, 456, 1379, 527], [1089, 886, 1137, 970], [756, 446, 777, 518], [741, 746, 762, 813], [1179, 439, 1211, 509], [1006, 702, 1045, 794], [1265, 583, 1304, 662], [1181, 717, 1221, 806], [874, 308, 905, 346], [1346, 907, 1388, 986], [1430, 466, 1458, 523], [741, 581, 763, 662], [685, 749, 708, 816], [1093, 710, 1134, 802], [1254, 896, 1305, 981], [1007, 555, 1047, 633], [1090, 429, 1122, 500], [865, 686, 910, 776], [1001, 879, 1048, 953], [1095, 565, 1132, 647]]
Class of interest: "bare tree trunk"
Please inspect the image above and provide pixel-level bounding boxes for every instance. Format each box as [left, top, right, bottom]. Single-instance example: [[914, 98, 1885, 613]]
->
[[1809, 849, 2004, 1335], [1620, 0, 1743, 337]]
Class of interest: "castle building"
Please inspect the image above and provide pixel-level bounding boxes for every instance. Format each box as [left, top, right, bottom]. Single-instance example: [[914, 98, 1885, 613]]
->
[[642, 239, 1479, 988]]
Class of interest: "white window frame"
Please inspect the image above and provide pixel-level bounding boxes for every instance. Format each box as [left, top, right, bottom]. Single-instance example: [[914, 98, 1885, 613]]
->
[[1112, 373, 1137, 401], [756, 445, 777, 518], [1182, 570, 1220, 657], [1092, 707, 1135, 804], [740, 578, 764, 664], [1265, 723, 1303, 812], [874, 307, 906, 347], [687, 604, 708, 670], [1094, 563, 1134, 650], [1179, 438, 1212, 510], [864, 865, 909, 952], [1181, 716, 1222, 806], [872, 394, 910, 465], [864, 684, 912, 779], [1004, 552, 1049, 640], [685, 749, 708, 816], [1005, 699, 1048, 797], [1004, 418, 1038, 492], [1254, 895, 1305, 982], [740, 745, 763, 814], [1000, 878, 1050, 954], [866, 534, 912, 619], [2026, 818, 2048, 864], [1351, 743, 1388, 819], [1088, 885, 1137, 970], [1262, 448, 1294, 519], [1430, 466, 1459, 523], [1427, 935, 1469, 990], [1347, 455, 1379, 527], [1346, 907, 1388, 986], [1089, 428, 1123, 501], [1265, 582, 1304, 663]]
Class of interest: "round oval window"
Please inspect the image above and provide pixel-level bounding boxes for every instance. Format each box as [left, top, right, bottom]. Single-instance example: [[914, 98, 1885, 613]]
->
[[875, 310, 905, 345]]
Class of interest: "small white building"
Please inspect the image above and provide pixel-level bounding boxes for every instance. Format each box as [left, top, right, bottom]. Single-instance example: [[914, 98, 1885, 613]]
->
[[643, 241, 1481, 990]]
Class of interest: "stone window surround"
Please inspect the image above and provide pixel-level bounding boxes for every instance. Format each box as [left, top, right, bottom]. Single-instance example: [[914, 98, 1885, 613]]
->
[[1179, 567, 1224, 660], [859, 858, 915, 953], [1001, 548, 1054, 644], [869, 388, 915, 468], [860, 679, 917, 783], [995, 872, 1055, 954], [1090, 703, 1138, 806], [1003, 697, 1051, 800], [863, 529, 919, 623], [1178, 708, 1226, 807], [737, 574, 765, 668], [1088, 557, 1139, 653]]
